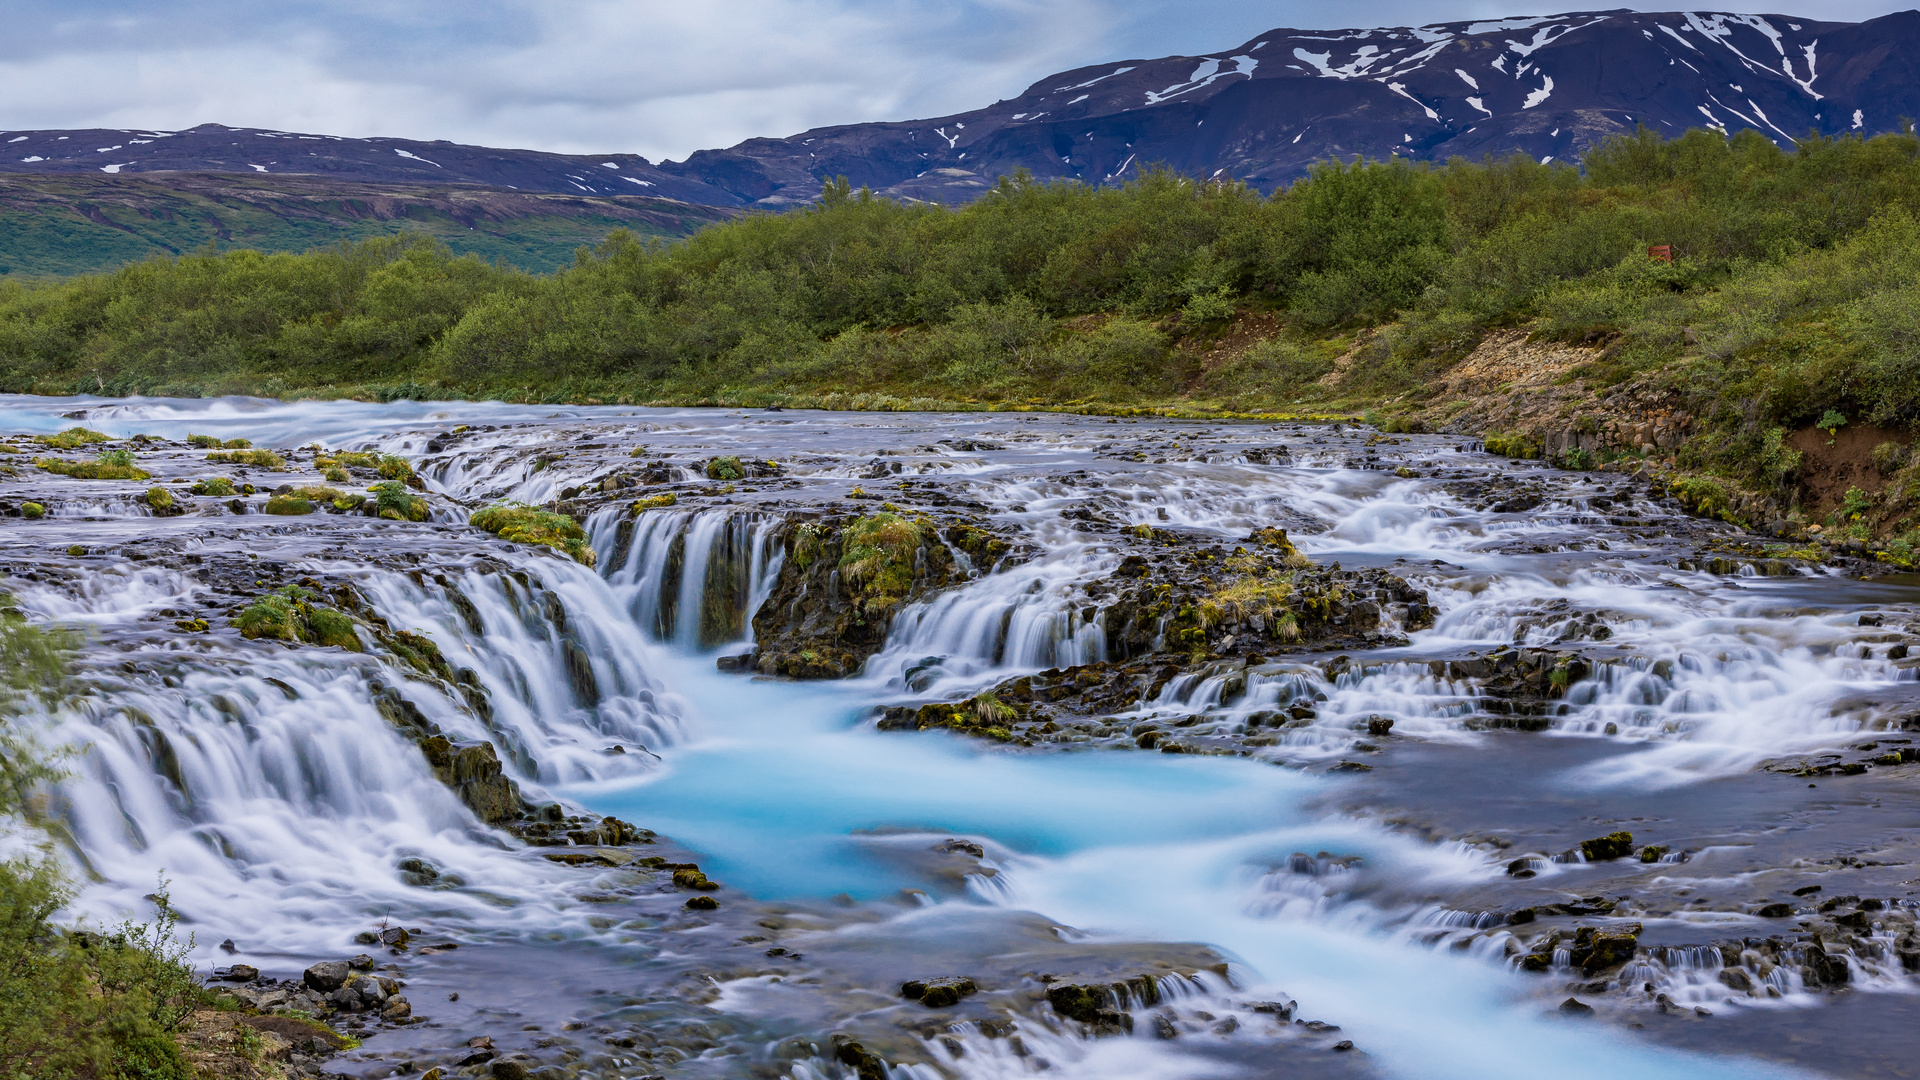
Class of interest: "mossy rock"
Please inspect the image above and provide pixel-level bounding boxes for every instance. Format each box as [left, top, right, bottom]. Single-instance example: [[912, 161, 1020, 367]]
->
[[34, 426, 112, 449], [232, 586, 361, 651], [704, 456, 745, 481], [631, 493, 678, 511], [470, 502, 595, 566], [839, 512, 929, 605], [204, 449, 285, 469], [191, 476, 236, 496], [36, 451, 150, 481], [369, 480, 427, 521], [1579, 831, 1634, 861]]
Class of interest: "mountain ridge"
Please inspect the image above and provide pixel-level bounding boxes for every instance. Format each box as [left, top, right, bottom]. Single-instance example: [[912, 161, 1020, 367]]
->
[[5, 9, 1920, 213]]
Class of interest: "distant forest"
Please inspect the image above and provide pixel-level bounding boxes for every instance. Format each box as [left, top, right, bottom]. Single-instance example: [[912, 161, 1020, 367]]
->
[[3, 128, 1919, 447]]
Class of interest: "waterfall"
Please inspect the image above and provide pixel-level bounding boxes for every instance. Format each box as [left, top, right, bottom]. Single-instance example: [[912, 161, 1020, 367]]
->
[[590, 506, 785, 650]]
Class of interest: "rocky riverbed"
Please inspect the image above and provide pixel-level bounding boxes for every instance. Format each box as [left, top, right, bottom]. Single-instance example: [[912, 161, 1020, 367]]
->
[[3, 395, 1918, 1080]]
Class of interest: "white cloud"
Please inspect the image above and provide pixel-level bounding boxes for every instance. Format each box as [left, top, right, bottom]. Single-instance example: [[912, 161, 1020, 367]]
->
[[0, 0, 1910, 159]]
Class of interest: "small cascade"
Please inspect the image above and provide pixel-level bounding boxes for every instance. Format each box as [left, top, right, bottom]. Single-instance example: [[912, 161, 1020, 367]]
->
[[8, 546, 695, 952], [872, 542, 1112, 685], [591, 507, 784, 649]]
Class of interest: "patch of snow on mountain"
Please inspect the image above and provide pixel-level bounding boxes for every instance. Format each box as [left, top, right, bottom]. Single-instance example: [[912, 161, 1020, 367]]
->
[[1659, 24, 1698, 50], [1056, 66, 1134, 92], [1467, 96, 1493, 116], [393, 148, 441, 167], [1385, 81, 1440, 119], [1523, 76, 1555, 108], [1455, 68, 1480, 90]]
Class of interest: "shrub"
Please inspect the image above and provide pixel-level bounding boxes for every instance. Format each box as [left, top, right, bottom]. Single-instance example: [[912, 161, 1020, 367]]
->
[[369, 480, 428, 522], [469, 502, 596, 566], [1483, 432, 1540, 459]]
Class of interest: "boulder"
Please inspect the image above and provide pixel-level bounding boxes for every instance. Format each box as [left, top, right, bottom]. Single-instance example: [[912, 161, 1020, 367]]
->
[[1578, 831, 1634, 861], [303, 961, 351, 993], [901, 976, 977, 1008]]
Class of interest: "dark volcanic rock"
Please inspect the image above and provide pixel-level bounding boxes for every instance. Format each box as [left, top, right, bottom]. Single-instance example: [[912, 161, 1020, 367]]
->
[[743, 512, 1018, 678]]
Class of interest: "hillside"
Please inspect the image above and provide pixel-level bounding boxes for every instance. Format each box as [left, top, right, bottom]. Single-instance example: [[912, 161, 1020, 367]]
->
[[0, 173, 734, 277]]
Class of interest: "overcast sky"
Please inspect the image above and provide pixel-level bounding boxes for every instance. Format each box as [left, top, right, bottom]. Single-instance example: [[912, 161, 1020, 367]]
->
[[1, 1, 1911, 161]]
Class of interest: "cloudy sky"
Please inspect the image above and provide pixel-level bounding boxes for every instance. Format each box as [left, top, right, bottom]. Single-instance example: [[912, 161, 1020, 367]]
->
[[1, 1, 1909, 161]]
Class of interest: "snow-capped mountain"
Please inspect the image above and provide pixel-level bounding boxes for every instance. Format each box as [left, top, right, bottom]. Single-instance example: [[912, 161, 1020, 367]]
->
[[662, 9, 1920, 204], [6, 10, 1920, 208]]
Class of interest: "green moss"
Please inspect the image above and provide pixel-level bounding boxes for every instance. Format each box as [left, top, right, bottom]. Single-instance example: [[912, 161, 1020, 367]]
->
[[470, 502, 596, 566], [190, 476, 235, 496], [35, 450, 151, 480], [144, 486, 173, 511], [232, 585, 361, 651], [377, 454, 415, 481], [322, 466, 350, 483], [20, 502, 44, 519], [204, 449, 284, 469], [263, 495, 313, 515], [187, 434, 251, 450], [234, 588, 308, 641], [34, 427, 111, 449], [838, 512, 927, 603], [305, 607, 361, 651], [631, 493, 677, 511], [705, 456, 745, 481], [369, 480, 428, 522]]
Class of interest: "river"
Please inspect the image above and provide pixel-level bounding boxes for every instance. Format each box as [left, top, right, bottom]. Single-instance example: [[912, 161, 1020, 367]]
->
[[3, 394, 1917, 1080]]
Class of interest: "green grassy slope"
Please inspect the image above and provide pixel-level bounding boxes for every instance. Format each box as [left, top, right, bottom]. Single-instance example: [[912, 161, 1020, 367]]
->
[[0, 173, 734, 277]]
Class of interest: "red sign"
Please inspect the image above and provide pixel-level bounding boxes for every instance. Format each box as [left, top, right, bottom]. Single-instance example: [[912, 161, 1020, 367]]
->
[[1648, 244, 1672, 263]]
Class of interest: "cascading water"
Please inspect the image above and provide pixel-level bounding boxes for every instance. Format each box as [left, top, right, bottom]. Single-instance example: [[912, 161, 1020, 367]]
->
[[2, 394, 1914, 1080]]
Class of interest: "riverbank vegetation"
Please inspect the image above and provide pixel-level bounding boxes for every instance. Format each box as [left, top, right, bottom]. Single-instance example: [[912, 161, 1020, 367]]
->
[[3, 126, 1920, 528], [0, 607, 211, 1079]]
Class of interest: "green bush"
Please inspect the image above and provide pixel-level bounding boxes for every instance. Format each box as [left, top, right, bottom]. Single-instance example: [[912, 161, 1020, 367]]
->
[[0, 615, 199, 1080], [369, 479, 428, 521]]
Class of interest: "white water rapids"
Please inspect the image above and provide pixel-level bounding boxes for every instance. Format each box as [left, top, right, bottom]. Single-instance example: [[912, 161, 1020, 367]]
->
[[3, 394, 1915, 1079]]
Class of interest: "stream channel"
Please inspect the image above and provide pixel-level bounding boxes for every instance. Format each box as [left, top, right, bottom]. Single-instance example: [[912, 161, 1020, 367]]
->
[[5, 395, 1920, 1080]]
